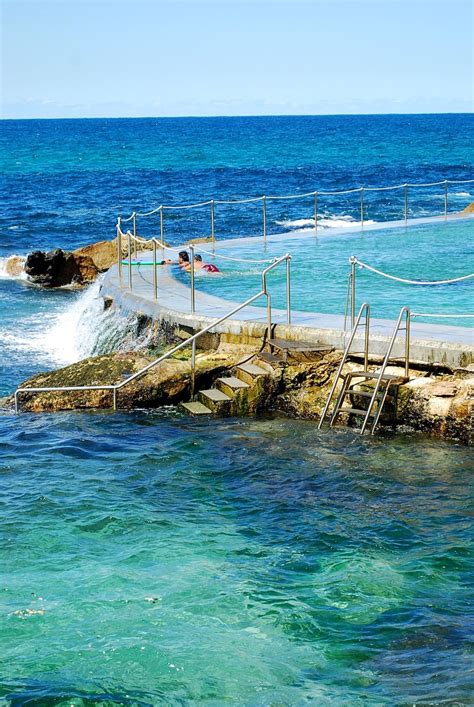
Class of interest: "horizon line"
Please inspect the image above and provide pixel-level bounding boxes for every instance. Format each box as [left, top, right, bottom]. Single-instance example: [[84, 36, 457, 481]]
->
[[1, 110, 473, 122]]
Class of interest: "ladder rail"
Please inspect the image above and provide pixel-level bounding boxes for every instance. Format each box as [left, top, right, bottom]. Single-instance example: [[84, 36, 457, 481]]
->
[[318, 302, 370, 429], [360, 306, 411, 435]]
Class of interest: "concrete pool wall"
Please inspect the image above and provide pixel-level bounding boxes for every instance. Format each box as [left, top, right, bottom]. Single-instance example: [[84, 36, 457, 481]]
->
[[100, 214, 473, 368]]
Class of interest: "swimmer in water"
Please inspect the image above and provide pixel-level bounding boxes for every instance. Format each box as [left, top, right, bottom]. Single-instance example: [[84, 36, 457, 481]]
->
[[193, 254, 220, 273], [163, 250, 190, 268]]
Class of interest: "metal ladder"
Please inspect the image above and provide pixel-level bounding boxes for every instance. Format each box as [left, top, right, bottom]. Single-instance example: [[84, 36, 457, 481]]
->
[[318, 304, 411, 435]]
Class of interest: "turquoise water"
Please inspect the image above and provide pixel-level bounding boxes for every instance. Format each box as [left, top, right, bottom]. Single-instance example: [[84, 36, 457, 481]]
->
[[1, 412, 473, 705], [1, 116, 474, 705], [183, 218, 474, 328]]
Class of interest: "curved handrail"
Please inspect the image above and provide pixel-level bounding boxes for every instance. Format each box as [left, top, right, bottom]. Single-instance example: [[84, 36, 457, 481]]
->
[[14, 255, 292, 412]]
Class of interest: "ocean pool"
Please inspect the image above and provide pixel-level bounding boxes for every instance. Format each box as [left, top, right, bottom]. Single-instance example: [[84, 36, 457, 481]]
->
[[180, 218, 474, 328]]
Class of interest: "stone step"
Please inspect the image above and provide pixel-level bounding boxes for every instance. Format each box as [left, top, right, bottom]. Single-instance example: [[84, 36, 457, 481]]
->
[[235, 362, 269, 385], [198, 388, 232, 413], [216, 376, 250, 398], [259, 351, 285, 365], [180, 401, 213, 416]]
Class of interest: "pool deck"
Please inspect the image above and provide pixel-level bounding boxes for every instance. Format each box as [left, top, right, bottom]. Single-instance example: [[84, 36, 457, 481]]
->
[[101, 236, 473, 369]]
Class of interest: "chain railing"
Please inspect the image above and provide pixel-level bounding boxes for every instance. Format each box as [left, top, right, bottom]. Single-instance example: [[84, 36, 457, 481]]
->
[[121, 177, 474, 246], [347, 256, 474, 327]]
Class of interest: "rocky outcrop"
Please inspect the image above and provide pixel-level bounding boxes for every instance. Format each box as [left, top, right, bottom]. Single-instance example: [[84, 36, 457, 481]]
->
[[4, 255, 26, 277], [11, 350, 242, 412], [270, 357, 473, 444], [8, 346, 473, 444], [73, 239, 119, 272], [462, 201, 474, 215], [396, 373, 473, 444], [25, 248, 98, 288]]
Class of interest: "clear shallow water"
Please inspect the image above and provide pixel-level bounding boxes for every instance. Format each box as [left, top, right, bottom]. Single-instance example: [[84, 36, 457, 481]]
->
[[178, 218, 474, 328], [1, 412, 473, 705], [1, 116, 474, 704]]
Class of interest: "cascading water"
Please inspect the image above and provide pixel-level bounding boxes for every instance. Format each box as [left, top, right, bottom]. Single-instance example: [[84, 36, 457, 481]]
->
[[0, 271, 155, 396]]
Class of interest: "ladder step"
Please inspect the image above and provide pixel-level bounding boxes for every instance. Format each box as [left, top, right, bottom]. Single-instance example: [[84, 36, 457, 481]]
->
[[180, 401, 213, 415], [347, 370, 404, 381], [342, 407, 371, 417], [346, 390, 384, 399]]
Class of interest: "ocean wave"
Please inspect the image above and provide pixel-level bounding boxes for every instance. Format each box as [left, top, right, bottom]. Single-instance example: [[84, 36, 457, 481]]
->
[[275, 215, 377, 230]]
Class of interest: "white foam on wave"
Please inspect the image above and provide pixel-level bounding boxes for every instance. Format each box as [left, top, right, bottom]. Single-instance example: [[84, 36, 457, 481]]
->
[[0, 255, 27, 280], [275, 215, 376, 230]]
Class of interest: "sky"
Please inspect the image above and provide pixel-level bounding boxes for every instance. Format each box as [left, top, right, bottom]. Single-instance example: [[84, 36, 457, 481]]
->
[[1, 0, 473, 119]]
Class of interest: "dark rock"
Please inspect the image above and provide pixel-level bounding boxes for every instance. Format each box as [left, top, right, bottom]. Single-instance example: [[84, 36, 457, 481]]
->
[[25, 248, 98, 288]]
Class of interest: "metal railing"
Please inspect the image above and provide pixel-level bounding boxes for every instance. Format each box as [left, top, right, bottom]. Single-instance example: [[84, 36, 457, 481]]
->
[[116, 222, 293, 324], [318, 302, 371, 429], [120, 177, 474, 246], [360, 306, 410, 434], [347, 256, 474, 327], [14, 254, 292, 412]]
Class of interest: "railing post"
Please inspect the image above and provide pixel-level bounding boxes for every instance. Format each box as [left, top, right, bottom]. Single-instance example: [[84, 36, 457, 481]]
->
[[405, 311, 411, 378], [360, 187, 365, 227], [117, 218, 122, 283], [190, 244, 195, 313], [191, 339, 196, 399], [364, 304, 370, 372], [128, 231, 133, 290], [132, 212, 137, 258], [314, 192, 318, 233], [263, 195, 267, 241], [404, 184, 408, 223], [266, 292, 272, 338], [211, 199, 215, 250], [444, 180, 448, 218], [350, 256, 356, 328], [160, 206, 164, 251], [286, 255, 291, 325], [112, 388, 117, 411], [152, 239, 158, 301]]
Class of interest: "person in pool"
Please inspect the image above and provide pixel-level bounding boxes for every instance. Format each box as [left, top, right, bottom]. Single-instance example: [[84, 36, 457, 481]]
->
[[163, 250, 190, 268], [188, 254, 220, 273]]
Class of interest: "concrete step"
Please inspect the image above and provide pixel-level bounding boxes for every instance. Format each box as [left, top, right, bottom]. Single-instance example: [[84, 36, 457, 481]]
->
[[180, 401, 213, 416], [259, 351, 285, 365], [269, 337, 333, 353], [216, 376, 250, 398], [198, 388, 232, 413], [235, 362, 269, 385]]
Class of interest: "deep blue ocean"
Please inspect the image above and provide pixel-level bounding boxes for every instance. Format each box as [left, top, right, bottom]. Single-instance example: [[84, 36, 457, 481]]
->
[[1, 115, 473, 706]]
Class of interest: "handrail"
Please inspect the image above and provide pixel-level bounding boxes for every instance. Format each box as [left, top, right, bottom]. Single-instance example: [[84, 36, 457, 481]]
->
[[360, 306, 410, 434], [14, 255, 292, 413], [317, 302, 370, 429]]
